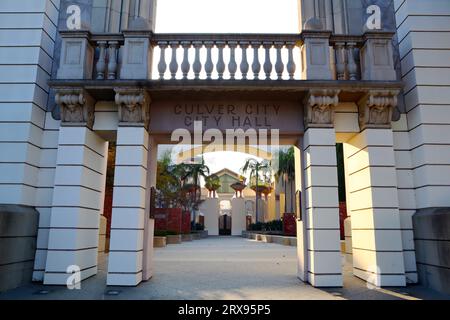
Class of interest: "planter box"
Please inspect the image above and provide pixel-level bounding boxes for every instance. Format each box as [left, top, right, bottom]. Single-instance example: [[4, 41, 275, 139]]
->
[[166, 235, 182, 244], [245, 232, 297, 247], [153, 236, 167, 248], [192, 233, 201, 240], [182, 234, 193, 242]]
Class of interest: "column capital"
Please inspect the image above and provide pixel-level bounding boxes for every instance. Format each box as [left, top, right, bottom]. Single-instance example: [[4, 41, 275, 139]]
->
[[304, 89, 340, 129], [357, 90, 399, 131], [55, 88, 95, 129], [114, 88, 151, 130]]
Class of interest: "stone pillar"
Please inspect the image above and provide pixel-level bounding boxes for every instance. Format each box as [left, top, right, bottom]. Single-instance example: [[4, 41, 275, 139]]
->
[[202, 198, 219, 236], [107, 88, 151, 286], [303, 89, 343, 287], [345, 90, 406, 286], [44, 89, 108, 285], [57, 31, 94, 80], [142, 135, 158, 281], [120, 18, 153, 80], [231, 198, 246, 236], [301, 19, 333, 80], [360, 31, 396, 81]]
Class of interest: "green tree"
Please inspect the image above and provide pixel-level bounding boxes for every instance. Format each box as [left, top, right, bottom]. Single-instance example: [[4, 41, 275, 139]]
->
[[205, 174, 221, 198], [180, 158, 210, 225], [156, 151, 180, 208], [275, 147, 295, 213], [241, 158, 271, 222]]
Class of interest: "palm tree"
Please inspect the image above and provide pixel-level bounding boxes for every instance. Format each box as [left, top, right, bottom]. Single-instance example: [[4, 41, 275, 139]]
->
[[241, 158, 271, 222], [181, 158, 210, 225], [205, 174, 221, 198], [275, 147, 295, 213], [156, 151, 180, 208]]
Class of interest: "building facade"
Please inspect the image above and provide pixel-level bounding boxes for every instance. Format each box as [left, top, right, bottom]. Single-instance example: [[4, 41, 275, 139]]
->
[[0, 0, 449, 293]]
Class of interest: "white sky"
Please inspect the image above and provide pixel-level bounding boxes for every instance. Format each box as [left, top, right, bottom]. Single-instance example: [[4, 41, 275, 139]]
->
[[156, 0, 298, 175], [156, 0, 299, 33]]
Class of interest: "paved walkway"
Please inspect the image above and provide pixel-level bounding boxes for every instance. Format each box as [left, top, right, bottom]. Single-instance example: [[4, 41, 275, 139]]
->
[[1, 237, 449, 300]]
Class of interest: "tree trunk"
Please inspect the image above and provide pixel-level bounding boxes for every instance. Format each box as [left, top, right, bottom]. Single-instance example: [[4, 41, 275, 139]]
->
[[290, 179, 294, 212], [284, 174, 287, 213]]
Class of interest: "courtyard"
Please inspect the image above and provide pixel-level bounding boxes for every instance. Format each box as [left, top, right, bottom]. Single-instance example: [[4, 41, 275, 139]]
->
[[1, 237, 448, 300]]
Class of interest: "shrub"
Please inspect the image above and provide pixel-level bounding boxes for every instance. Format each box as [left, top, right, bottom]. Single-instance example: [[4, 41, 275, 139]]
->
[[154, 230, 168, 237], [248, 220, 282, 232], [154, 230, 180, 236], [194, 223, 205, 231]]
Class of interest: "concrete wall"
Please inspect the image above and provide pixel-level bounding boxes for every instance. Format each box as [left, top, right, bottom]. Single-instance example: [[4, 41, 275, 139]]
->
[[413, 208, 450, 295], [0, 0, 61, 282], [231, 198, 246, 236], [0, 205, 39, 292], [394, 0, 450, 292], [201, 198, 219, 236]]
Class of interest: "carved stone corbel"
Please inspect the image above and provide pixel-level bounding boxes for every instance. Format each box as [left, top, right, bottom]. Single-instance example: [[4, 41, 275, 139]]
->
[[357, 90, 399, 130], [114, 88, 151, 130], [304, 89, 340, 129], [55, 88, 95, 129]]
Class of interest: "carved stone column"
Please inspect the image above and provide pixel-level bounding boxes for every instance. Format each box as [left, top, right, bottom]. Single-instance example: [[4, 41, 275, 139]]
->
[[114, 88, 151, 130], [55, 88, 95, 129], [45, 88, 106, 286], [304, 89, 340, 129], [357, 90, 399, 131], [108, 88, 152, 286], [301, 88, 342, 287]]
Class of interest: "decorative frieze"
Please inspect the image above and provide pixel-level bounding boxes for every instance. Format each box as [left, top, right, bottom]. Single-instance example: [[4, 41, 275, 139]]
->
[[114, 88, 151, 130], [304, 89, 340, 128], [55, 88, 95, 129], [358, 90, 399, 130]]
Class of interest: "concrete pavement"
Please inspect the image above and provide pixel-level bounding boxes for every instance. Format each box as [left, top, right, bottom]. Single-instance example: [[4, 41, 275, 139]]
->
[[1, 237, 449, 300]]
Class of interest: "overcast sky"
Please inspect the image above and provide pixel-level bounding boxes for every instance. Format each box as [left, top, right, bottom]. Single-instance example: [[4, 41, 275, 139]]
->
[[156, 0, 299, 33]]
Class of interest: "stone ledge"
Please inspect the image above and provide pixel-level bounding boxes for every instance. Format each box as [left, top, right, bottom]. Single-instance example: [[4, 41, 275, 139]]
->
[[153, 236, 167, 248], [166, 235, 182, 244], [242, 231, 297, 247], [181, 234, 193, 242]]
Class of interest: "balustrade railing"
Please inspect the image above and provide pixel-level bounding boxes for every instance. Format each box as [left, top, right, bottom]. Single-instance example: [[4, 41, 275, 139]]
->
[[329, 35, 364, 81], [152, 34, 301, 80], [91, 34, 124, 80], [57, 31, 395, 82]]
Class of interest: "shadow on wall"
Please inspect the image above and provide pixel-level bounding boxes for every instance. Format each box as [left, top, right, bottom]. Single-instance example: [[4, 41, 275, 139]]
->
[[0, 205, 39, 292], [413, 208, 450, 295]]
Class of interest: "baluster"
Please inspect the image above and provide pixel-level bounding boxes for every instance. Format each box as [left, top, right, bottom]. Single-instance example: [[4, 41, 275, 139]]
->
[[107, 41, 119, 80], [263, 42, 273, 80], [274, 42, 284, 80], [216, 41, 226, 80], [95, 41, 107, 80], [158, 41, 168, 80], [205, 41, 214, 80], [335, 42, 346, 80], [347, 42, 358, 80], [193, 41, 202, 80], [251, 41, 261, 80], [228, 41, 238, 80], [286, 42, 296, 80], [169, 41, 179, 80], [181, 41, 191, 80], [240, 41, 249, 80]]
